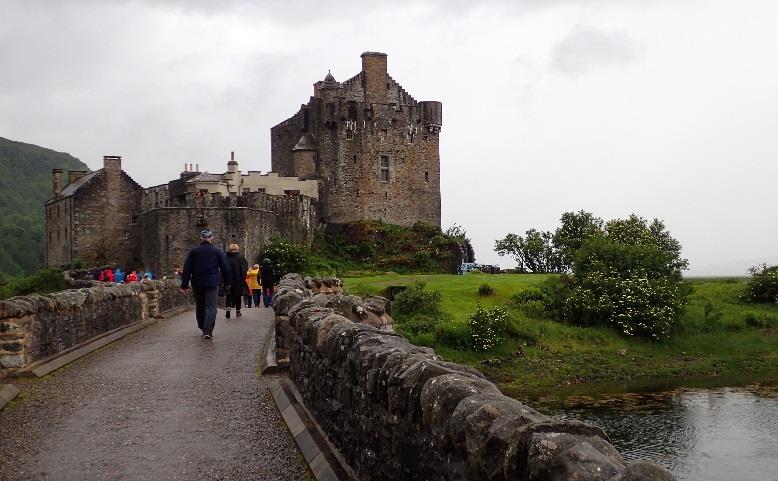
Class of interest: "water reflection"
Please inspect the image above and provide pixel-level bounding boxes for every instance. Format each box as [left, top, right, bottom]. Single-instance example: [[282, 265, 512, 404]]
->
[[538, 386, 778, 481]]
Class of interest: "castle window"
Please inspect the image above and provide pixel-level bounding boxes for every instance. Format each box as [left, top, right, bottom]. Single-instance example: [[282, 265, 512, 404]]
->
[[353, 155, 357, 164], [380, 156, 390, 182], [346, 129, 354, 140], [425, 171, 429, 184], [348, 101, 357, 120], [257, 188, 265, 193], [131, 215, 138, 224]]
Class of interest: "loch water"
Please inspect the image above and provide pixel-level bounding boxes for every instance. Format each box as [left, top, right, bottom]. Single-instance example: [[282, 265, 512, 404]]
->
[[536, 386, 778, 481]]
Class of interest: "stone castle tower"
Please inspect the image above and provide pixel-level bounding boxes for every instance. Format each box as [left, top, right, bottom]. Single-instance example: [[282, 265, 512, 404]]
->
[[271, 52, 442, 227]]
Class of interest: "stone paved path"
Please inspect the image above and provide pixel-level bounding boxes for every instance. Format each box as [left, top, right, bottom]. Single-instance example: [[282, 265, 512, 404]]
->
[[0, 306, 309, 481]]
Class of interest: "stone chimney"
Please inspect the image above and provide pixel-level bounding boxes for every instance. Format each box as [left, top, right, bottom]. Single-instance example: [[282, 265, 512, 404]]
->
[[103, 155, 122, 173], [67, 170, 89, 185], [361, 51, 388, 106], [52, 168, 63, 197]]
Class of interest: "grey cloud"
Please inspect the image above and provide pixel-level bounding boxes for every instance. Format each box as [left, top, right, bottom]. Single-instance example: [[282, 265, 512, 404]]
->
[[550, 27, 643, 75]]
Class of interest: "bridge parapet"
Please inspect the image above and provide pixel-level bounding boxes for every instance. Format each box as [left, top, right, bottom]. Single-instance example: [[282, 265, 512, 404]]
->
[[275, 273, 675, 481], [0, 279, 190, 378]]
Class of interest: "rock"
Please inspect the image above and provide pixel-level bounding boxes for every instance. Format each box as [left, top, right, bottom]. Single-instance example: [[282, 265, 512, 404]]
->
[[609, 460, 675, 481], [543, 441, 624, 481]]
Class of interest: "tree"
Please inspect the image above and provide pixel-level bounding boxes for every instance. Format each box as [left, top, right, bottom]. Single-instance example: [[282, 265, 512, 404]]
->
[[551, 215, 690, 340], [552, 210, 603, 272], [495, 229, 563, 273], [742, 264, 778, 303]]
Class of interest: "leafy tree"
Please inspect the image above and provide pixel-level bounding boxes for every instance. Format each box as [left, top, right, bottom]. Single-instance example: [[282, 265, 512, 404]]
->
[[495, 228, 563, 273], [742, 264, 778, 304], [550, 215, 690, 340], [552, 210, 603, 271]]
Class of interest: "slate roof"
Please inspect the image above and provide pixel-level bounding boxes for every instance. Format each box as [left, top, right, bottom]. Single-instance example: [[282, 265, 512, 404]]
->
[[58, 170, 99, 198]]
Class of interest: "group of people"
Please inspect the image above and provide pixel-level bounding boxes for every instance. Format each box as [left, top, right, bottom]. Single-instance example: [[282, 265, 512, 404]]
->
[[95, 267, 154, 283], [179, 229, 276, 339], [224, 245, 276, 319]]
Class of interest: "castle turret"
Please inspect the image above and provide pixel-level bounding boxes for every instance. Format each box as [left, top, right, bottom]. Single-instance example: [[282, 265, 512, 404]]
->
[[292, 134, 316, 180], [361, 52, 388, 106], [313, 70, 339, 99], [52, 168, 63, 198], [420, 101, 443, 134]]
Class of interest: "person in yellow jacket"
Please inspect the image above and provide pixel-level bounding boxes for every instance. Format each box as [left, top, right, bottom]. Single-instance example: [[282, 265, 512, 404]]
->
[[246, 263, 261, 308]]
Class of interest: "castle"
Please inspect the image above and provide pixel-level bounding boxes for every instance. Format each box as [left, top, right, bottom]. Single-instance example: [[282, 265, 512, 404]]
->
[[45, 52, 442, 274]]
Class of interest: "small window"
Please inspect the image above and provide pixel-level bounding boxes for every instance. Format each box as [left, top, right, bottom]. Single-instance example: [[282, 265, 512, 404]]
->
[[380, 156, 389, 182], [353, 155, 357, 164], [425, 171, 429, 183], [131, 215, 138, 224], [346, 129, 354, 140], [257, 188, 266, 193]]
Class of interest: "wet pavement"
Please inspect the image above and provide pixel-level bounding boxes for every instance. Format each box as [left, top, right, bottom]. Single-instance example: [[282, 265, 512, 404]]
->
[[0, 306, 309, 481]]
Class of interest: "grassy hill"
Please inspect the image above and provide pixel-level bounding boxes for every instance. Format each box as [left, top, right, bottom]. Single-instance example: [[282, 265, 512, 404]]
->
[[0, 137, 90, 280], [343, 274, 778, 399]]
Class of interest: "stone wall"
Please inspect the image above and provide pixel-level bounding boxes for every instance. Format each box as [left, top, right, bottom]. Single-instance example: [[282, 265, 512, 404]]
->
[[271, 274, 394, 363], [274, 274, 675, 481], [139, 191, 316, 277], [0, 279, 191, 378]]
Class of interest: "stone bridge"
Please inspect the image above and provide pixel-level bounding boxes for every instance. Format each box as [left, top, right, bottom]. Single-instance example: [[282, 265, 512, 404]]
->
[[0, 276, 675, 481]]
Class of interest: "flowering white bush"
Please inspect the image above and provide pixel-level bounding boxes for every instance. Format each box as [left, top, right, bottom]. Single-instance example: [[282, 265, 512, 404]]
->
[[468, 304, 512, 351], [552, 215, 690, 341]]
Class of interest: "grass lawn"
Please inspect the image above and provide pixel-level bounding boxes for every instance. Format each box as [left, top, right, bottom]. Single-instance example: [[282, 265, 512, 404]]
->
[[342, 273, 778, 400]]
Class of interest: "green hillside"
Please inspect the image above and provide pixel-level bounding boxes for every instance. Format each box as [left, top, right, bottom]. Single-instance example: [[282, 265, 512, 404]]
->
[[0, 137, 90, 280]]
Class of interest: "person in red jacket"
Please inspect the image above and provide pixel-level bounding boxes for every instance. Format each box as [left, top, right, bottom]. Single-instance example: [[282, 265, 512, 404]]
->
[[126, 271, 138, 283], [104, 268, 115, 283]]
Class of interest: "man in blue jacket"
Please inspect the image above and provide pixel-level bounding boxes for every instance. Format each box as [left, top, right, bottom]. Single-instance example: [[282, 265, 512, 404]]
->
[[180, 229, 230, 339]]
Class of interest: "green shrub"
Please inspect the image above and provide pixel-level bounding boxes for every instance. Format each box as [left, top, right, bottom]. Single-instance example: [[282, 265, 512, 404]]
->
[[258, 238, 310, 278], [511, 287, 553, 318], [468, 304, 513, 351], [742, 264, 778, 304], [478, 283, 494, 296], [393, 281, 444, 322], [547, 216, 690, 340], [0, 268, 66, 299], [395, 314, 438, 336], [435, 323, 471, 350], [744, 312, 778, 328]]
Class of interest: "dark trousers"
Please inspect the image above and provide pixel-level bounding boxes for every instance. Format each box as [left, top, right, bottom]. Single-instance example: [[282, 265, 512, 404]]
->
[[252, 290, 262, 307], [226, 293, 242, 312], [243, 294, 252, 307], [193, 286, 218, 335], [262, 287, 274, 307]]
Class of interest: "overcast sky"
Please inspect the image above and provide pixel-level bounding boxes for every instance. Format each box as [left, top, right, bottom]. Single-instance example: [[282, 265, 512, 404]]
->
[[2, 0, 776, 275]]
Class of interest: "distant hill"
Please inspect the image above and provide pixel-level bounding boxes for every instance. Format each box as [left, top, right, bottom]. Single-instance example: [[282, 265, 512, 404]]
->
[[0, 137, 90, 280]]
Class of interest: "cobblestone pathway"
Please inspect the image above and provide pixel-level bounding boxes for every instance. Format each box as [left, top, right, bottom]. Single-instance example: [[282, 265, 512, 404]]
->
[[0, 306, 309, 481]]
